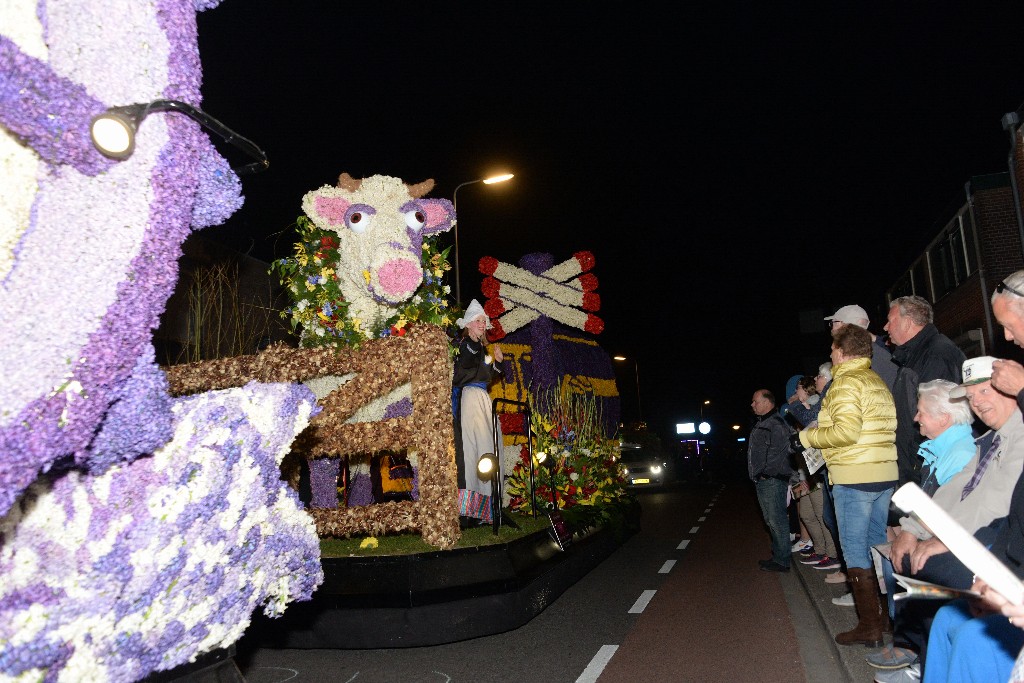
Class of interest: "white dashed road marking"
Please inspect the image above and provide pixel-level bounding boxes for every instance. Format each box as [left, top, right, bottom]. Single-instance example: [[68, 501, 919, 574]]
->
[[658, 560, 676, 574], [677, 539, 690, 550], [576, 645, 619, 683], [628, 589, 657, 614]]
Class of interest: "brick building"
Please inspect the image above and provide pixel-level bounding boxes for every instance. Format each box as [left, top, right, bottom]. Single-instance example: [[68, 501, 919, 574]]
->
[[885, 169, 1024, 360]]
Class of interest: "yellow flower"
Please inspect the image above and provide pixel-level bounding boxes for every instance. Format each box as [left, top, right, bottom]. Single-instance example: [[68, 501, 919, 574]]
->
[[297, 255, 309, 267], [305, 281, 315, 291], [362, 270, 371, 284], [359, 537, 379, 549], [321, 267, 333, 279], [433, 268, 443, 277]]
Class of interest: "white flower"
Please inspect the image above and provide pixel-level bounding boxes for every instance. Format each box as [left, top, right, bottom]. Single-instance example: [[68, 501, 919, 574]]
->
[[569, 472, 579, 481]]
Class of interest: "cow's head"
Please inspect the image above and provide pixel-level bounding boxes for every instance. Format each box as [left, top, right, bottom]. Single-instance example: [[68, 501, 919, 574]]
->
[[301, 174, 455, 309]]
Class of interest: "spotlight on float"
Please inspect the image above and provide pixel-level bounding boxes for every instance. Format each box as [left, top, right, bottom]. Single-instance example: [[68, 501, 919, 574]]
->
[[535, 451, 547, 466], [90, 99, 269, 174], [477, 453, 498, 479]]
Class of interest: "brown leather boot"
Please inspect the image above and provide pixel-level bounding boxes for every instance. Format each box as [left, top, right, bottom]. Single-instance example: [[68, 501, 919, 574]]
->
[[835, 567, 884, 647]]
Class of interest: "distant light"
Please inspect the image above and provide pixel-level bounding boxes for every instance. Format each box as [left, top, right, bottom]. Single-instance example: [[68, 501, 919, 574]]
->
[[482, 173, 514, 184], [737, 437, 747, 442], [613, 355, 627, 361], [732, 424, 741, 430], [698, 421, 711, 435], [677, 422, 695, 435]]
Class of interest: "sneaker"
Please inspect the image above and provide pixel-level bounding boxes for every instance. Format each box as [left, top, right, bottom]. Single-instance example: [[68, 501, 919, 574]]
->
[[813, 556, 842, 570], [799, 545, 816, 555], [832, 592, 854, 607], [866, 646, 919, 670], [800, 553, 826, 564], [791, 538, 813, 552], [873, 662, 920, 683], [759, 561, 790, 573], [824, 570, 847, 584]]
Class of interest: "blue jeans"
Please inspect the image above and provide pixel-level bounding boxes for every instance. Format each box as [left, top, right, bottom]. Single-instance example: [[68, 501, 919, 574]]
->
[[923, 599, 1024, 682], [832, 484, 893, 570], [754, 477, 791, 567]]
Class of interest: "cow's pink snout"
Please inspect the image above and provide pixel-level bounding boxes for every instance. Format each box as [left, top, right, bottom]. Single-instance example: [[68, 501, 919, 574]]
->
[[376, 259, 423, 298]]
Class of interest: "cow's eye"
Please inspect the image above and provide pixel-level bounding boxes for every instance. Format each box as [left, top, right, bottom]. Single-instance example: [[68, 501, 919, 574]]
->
[[404, 209, 427, 232], [346, 212, 372, 234]]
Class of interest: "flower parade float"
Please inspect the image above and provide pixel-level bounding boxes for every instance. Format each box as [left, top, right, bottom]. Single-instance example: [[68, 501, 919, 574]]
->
[[0, 1, 322, 680], [181, 174, 637, 649]]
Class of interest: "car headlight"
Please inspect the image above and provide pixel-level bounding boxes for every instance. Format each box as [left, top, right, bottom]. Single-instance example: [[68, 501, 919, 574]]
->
[[651, 465, 662, 474]]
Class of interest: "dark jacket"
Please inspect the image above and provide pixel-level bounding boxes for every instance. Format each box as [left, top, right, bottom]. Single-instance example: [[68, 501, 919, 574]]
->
[[747, 412, 794, 481], [890, 324, 966, 486]]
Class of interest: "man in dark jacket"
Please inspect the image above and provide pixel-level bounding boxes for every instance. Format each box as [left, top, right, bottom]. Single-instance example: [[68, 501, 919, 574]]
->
[[884, 295, 965, 487], [748, 389, 795, 572]]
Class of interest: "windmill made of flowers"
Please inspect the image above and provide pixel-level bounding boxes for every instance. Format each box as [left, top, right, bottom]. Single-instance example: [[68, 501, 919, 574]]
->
[[478, 251, 619, 441]]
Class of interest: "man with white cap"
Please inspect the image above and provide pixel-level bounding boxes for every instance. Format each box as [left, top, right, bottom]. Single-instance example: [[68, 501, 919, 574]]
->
[[824, 304, 898, 389], [879, 356, 1024, 682], [884, 295, 965, 487]]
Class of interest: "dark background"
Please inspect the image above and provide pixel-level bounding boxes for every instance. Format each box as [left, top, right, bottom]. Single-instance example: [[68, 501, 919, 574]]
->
[[195, 2, 1024, 444]]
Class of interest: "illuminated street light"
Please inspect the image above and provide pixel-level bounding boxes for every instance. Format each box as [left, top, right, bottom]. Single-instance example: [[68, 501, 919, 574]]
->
[[451, 173, 514, 307]]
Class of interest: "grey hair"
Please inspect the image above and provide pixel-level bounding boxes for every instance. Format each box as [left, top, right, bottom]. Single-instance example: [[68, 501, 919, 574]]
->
[[917, 379, 973, 425], [817, 361, 833, 381], [991, 269, 1024, 309], [890, 295, 934, 326]]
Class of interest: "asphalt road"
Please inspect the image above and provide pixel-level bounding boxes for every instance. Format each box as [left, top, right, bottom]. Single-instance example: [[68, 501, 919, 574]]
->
[[232, 476, 859, 683]]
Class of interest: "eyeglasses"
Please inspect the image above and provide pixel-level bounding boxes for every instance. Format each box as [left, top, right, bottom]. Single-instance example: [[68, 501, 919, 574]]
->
[[997, 281, 1024, 298]]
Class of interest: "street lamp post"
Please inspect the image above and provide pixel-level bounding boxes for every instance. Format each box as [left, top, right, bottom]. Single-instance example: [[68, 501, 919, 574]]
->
[[451, 173, 514, 307], [613, 355, 642, 422]]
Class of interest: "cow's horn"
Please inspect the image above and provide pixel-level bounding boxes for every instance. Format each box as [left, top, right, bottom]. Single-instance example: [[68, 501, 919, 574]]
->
[[405, 178, 435, 198], [337, 173, 362, 192]]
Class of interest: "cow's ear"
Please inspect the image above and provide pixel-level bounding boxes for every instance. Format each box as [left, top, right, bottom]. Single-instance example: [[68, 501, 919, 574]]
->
[[418, 198, 455, 235], [302, 186, 351, 230]]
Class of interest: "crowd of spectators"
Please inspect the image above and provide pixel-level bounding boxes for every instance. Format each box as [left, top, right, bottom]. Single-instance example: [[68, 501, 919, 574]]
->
[[748, 269, 1024, 683]]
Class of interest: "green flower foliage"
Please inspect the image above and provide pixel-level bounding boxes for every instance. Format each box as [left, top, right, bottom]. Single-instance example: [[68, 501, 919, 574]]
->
[[270, 216, 463, 348], [506, 389, 630, 516]]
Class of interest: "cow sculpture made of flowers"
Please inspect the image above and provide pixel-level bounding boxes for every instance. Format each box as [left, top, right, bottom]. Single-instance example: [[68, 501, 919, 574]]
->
[[0, 1, 323, 680], [300, 173, 456, 336]]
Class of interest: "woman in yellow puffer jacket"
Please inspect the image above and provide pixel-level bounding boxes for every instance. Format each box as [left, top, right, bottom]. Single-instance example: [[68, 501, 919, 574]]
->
[[797, 324, 897, 649]]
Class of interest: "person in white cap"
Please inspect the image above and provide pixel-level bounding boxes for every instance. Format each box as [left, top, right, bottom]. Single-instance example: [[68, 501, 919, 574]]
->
[[825, 304, 898, 390], [884, 295, 966, 488], [452, 299, 505, 527], [909, 355, 1024, 683]]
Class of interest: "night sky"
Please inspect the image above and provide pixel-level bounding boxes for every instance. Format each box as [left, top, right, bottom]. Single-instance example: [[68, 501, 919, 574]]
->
[[195, 2, 1024, 441]]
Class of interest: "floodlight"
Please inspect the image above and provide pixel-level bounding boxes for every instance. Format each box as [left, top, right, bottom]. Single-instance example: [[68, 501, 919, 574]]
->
[[477, 453, 498, 479], [90, 99, 268, 174]]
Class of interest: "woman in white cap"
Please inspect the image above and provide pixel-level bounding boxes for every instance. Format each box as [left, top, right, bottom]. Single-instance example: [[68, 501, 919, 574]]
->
[[452, 299, 505, 527]]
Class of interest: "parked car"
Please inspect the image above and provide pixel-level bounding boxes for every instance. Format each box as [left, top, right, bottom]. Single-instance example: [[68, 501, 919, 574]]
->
[[619, 443, 670, 488]]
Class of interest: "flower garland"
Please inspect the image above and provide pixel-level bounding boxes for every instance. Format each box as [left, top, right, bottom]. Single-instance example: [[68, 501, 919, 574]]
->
[[0, 383, 323, 682], [271, 215, 461, 349], [505, 390, 630, 515]]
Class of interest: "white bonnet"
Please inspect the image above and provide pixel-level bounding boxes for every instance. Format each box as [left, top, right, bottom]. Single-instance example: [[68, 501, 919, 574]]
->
[[456, 299, 492, 329]]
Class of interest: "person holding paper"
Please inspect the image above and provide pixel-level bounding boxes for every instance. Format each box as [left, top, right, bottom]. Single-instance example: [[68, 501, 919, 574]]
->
[[796, 324, 898, 648]]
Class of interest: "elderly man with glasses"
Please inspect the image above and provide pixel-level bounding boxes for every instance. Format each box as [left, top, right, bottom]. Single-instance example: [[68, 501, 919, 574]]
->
[[991, 271, 1024, 407]]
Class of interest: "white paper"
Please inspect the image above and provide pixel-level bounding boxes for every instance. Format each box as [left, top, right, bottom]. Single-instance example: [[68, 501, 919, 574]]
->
[[802, 447, 825, 475], [891, 482, 1024, 606]]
